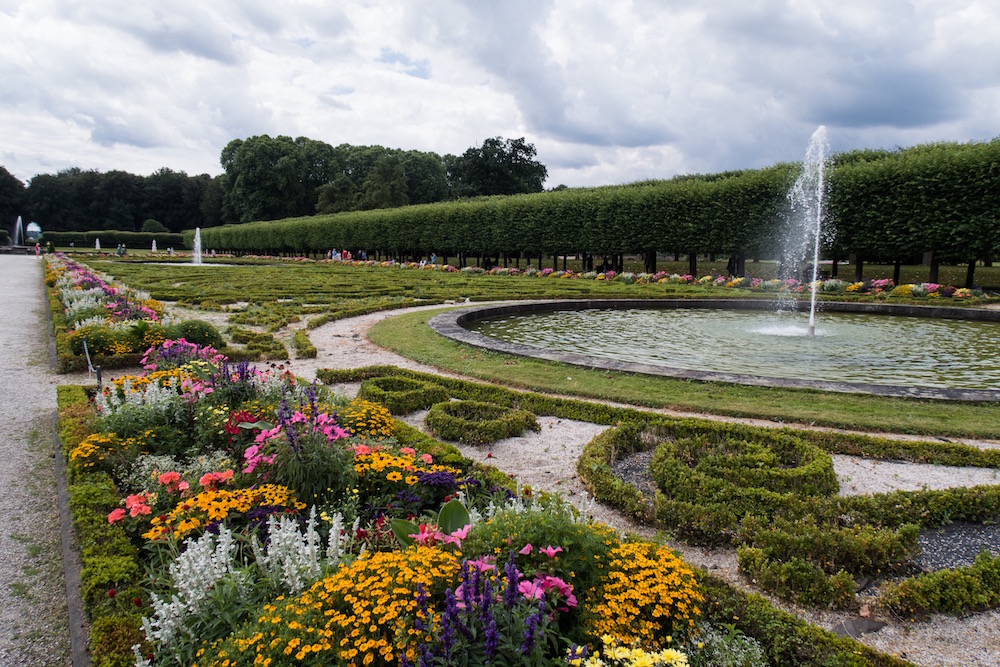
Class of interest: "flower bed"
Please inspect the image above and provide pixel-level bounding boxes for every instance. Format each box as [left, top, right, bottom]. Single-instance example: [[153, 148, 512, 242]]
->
[[45, 254, 224, 372], [62, 345, 793, 667]]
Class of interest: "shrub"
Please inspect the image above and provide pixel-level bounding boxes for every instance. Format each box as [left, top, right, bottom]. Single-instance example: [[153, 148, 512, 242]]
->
[[425, 399, 540, 445], [357, 375, 449, 414], [338, 398, 395, 440], [736, 548, 855, 609], [584, 541, 703, 647], [879, 552, 1000, 617], [291, 329, 318, 358]]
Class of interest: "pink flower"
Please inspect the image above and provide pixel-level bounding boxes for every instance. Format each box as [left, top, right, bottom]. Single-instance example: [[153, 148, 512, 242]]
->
[[124, 493, 147, 510], [539, 545, 563, 558], [421, 453, 433, 464], [129, 503, 151, 518], [518, 543, 533, 556], [108, 508, 127, 524], [399, 447, 416, 457], [409, 523, 444, 546], [443, 524, 471, 548], [466, 556, 496, 572], [518, 579, 545, 600], [353, 444, 371, 457]]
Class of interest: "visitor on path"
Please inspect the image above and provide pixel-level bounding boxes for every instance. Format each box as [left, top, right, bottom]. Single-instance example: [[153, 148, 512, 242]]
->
[[34, 242, 40, 258]]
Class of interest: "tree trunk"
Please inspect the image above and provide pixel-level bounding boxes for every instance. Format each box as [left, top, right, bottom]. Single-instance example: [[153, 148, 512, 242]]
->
[[645, 250, 657, 274], [563, 255, 567, 271], [892, 260, 901, 286], [928, 251, 940, 284], [966, 260, 976, 288], [854, 254, 863, 282], [688, 253, 697, 278], [830, 254, 838, 278]]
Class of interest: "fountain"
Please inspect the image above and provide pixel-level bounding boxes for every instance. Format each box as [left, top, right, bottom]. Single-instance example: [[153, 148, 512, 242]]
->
[[95, 238, 101, 251], [429, 125, 1000, 399], [192, 227, 202, 265], [12, 216, 24, 246], [152, 239, 157, 253], [785, 126, 829, 336]]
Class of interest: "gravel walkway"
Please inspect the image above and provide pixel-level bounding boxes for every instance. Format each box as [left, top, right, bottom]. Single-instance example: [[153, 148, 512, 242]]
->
[[0, 255, 71, 666]]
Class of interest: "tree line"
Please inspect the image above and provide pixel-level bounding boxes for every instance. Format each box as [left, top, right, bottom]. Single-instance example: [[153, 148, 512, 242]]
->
[[0, 135, 547, 234]]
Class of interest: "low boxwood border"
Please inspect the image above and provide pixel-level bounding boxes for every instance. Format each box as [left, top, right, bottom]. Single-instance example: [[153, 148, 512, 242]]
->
[[579, 418, 1000, 612], [879, 552, 1000, 618], [357, 376, 449, 414], [291, 330, 318, 358], [424, 399, 540, 445]]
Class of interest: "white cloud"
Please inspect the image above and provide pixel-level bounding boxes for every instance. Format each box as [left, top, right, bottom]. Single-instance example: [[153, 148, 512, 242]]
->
[[0, 0, 997, 188]]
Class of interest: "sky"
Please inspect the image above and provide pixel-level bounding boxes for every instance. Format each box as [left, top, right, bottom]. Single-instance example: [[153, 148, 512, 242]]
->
[[1, 0, 998, 189]]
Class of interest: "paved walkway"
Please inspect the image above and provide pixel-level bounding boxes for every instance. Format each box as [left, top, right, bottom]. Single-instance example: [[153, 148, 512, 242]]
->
[[0, 255, 71, 666]]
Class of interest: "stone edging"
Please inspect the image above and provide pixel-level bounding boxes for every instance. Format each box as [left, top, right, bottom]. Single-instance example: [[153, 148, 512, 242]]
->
[[427, 299, 1000, 402]]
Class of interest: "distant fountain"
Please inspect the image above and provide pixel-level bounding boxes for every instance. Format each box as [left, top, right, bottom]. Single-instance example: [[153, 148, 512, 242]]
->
[[151, 239, 157, 253], [12, 216, 24, 246], [95, 238, 101, 251], [192, 228, 202, 265], [785, 125, 829, 336]]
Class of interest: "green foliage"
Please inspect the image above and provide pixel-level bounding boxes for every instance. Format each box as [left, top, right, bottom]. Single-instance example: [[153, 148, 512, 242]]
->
[[737, 516, 919, 577], [697, 573, 913, 667], [737, 547, 856, 608], [291, 329, 317, 358], [90, 614, 147, 667], [226, 326, 288, 360], [357, 375, 449, 414], [424, 399, 541, 445], [879, 552, 1000, 617]]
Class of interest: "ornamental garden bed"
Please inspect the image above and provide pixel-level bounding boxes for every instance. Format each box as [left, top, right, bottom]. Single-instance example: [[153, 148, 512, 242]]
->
[[59, 350, 924, 667]]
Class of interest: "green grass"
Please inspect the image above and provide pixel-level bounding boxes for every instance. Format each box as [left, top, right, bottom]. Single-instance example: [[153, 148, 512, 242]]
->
[[368, 308, 1000, 439]]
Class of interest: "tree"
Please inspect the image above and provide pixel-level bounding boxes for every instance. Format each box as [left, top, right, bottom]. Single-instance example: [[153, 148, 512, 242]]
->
[[220, 135, 308, 223], [0, 166, 25, 233], [358, 155, 409, 210], [449, 137, 547, 197]]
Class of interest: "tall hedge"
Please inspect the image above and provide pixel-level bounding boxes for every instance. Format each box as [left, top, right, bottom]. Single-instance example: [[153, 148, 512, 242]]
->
[[42, 230, 188, 249], [196, 139, 1000, 269]]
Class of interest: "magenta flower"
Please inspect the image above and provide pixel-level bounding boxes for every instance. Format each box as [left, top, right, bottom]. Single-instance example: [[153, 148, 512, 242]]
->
[[539, 545, 562, 558], [518, 543, 534, 555]]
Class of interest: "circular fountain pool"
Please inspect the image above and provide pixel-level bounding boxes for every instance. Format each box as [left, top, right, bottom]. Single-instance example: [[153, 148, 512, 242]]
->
[[428, 300, 1000, 400]]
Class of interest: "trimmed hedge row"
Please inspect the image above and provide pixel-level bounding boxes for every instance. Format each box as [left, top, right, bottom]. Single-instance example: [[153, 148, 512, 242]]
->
[[291, 330, 317, 358], [42, 230, 188, 250], [199, 139, 1000, 276], [315, 366, 1000, 613], [357, 376, 449, 415], [697, 573, 913, 667], [424, 399, 540, 445], [879, 552, 1000, 617], [57, 385, 148, 667]]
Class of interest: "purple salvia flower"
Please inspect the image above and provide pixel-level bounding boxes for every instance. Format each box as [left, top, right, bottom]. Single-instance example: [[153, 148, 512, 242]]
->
[[519, 598, 546, 654]]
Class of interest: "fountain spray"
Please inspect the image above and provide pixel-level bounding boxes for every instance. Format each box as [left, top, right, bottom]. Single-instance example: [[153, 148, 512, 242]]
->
[[788, 126, 829, 336]]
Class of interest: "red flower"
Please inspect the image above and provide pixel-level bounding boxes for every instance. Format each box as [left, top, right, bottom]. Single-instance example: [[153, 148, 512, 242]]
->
[[107, 589, 116, 598]]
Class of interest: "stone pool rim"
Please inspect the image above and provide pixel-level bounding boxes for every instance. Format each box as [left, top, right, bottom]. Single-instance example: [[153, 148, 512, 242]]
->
[[427, 299, 1000, 402]]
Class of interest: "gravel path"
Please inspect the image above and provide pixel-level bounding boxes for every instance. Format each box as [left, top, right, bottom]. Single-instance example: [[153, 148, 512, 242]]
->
[[0, 255, 71, 666]]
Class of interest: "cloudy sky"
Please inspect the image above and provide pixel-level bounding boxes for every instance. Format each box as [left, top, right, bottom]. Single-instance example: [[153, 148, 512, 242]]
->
[[2, 0, 998, 188]]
